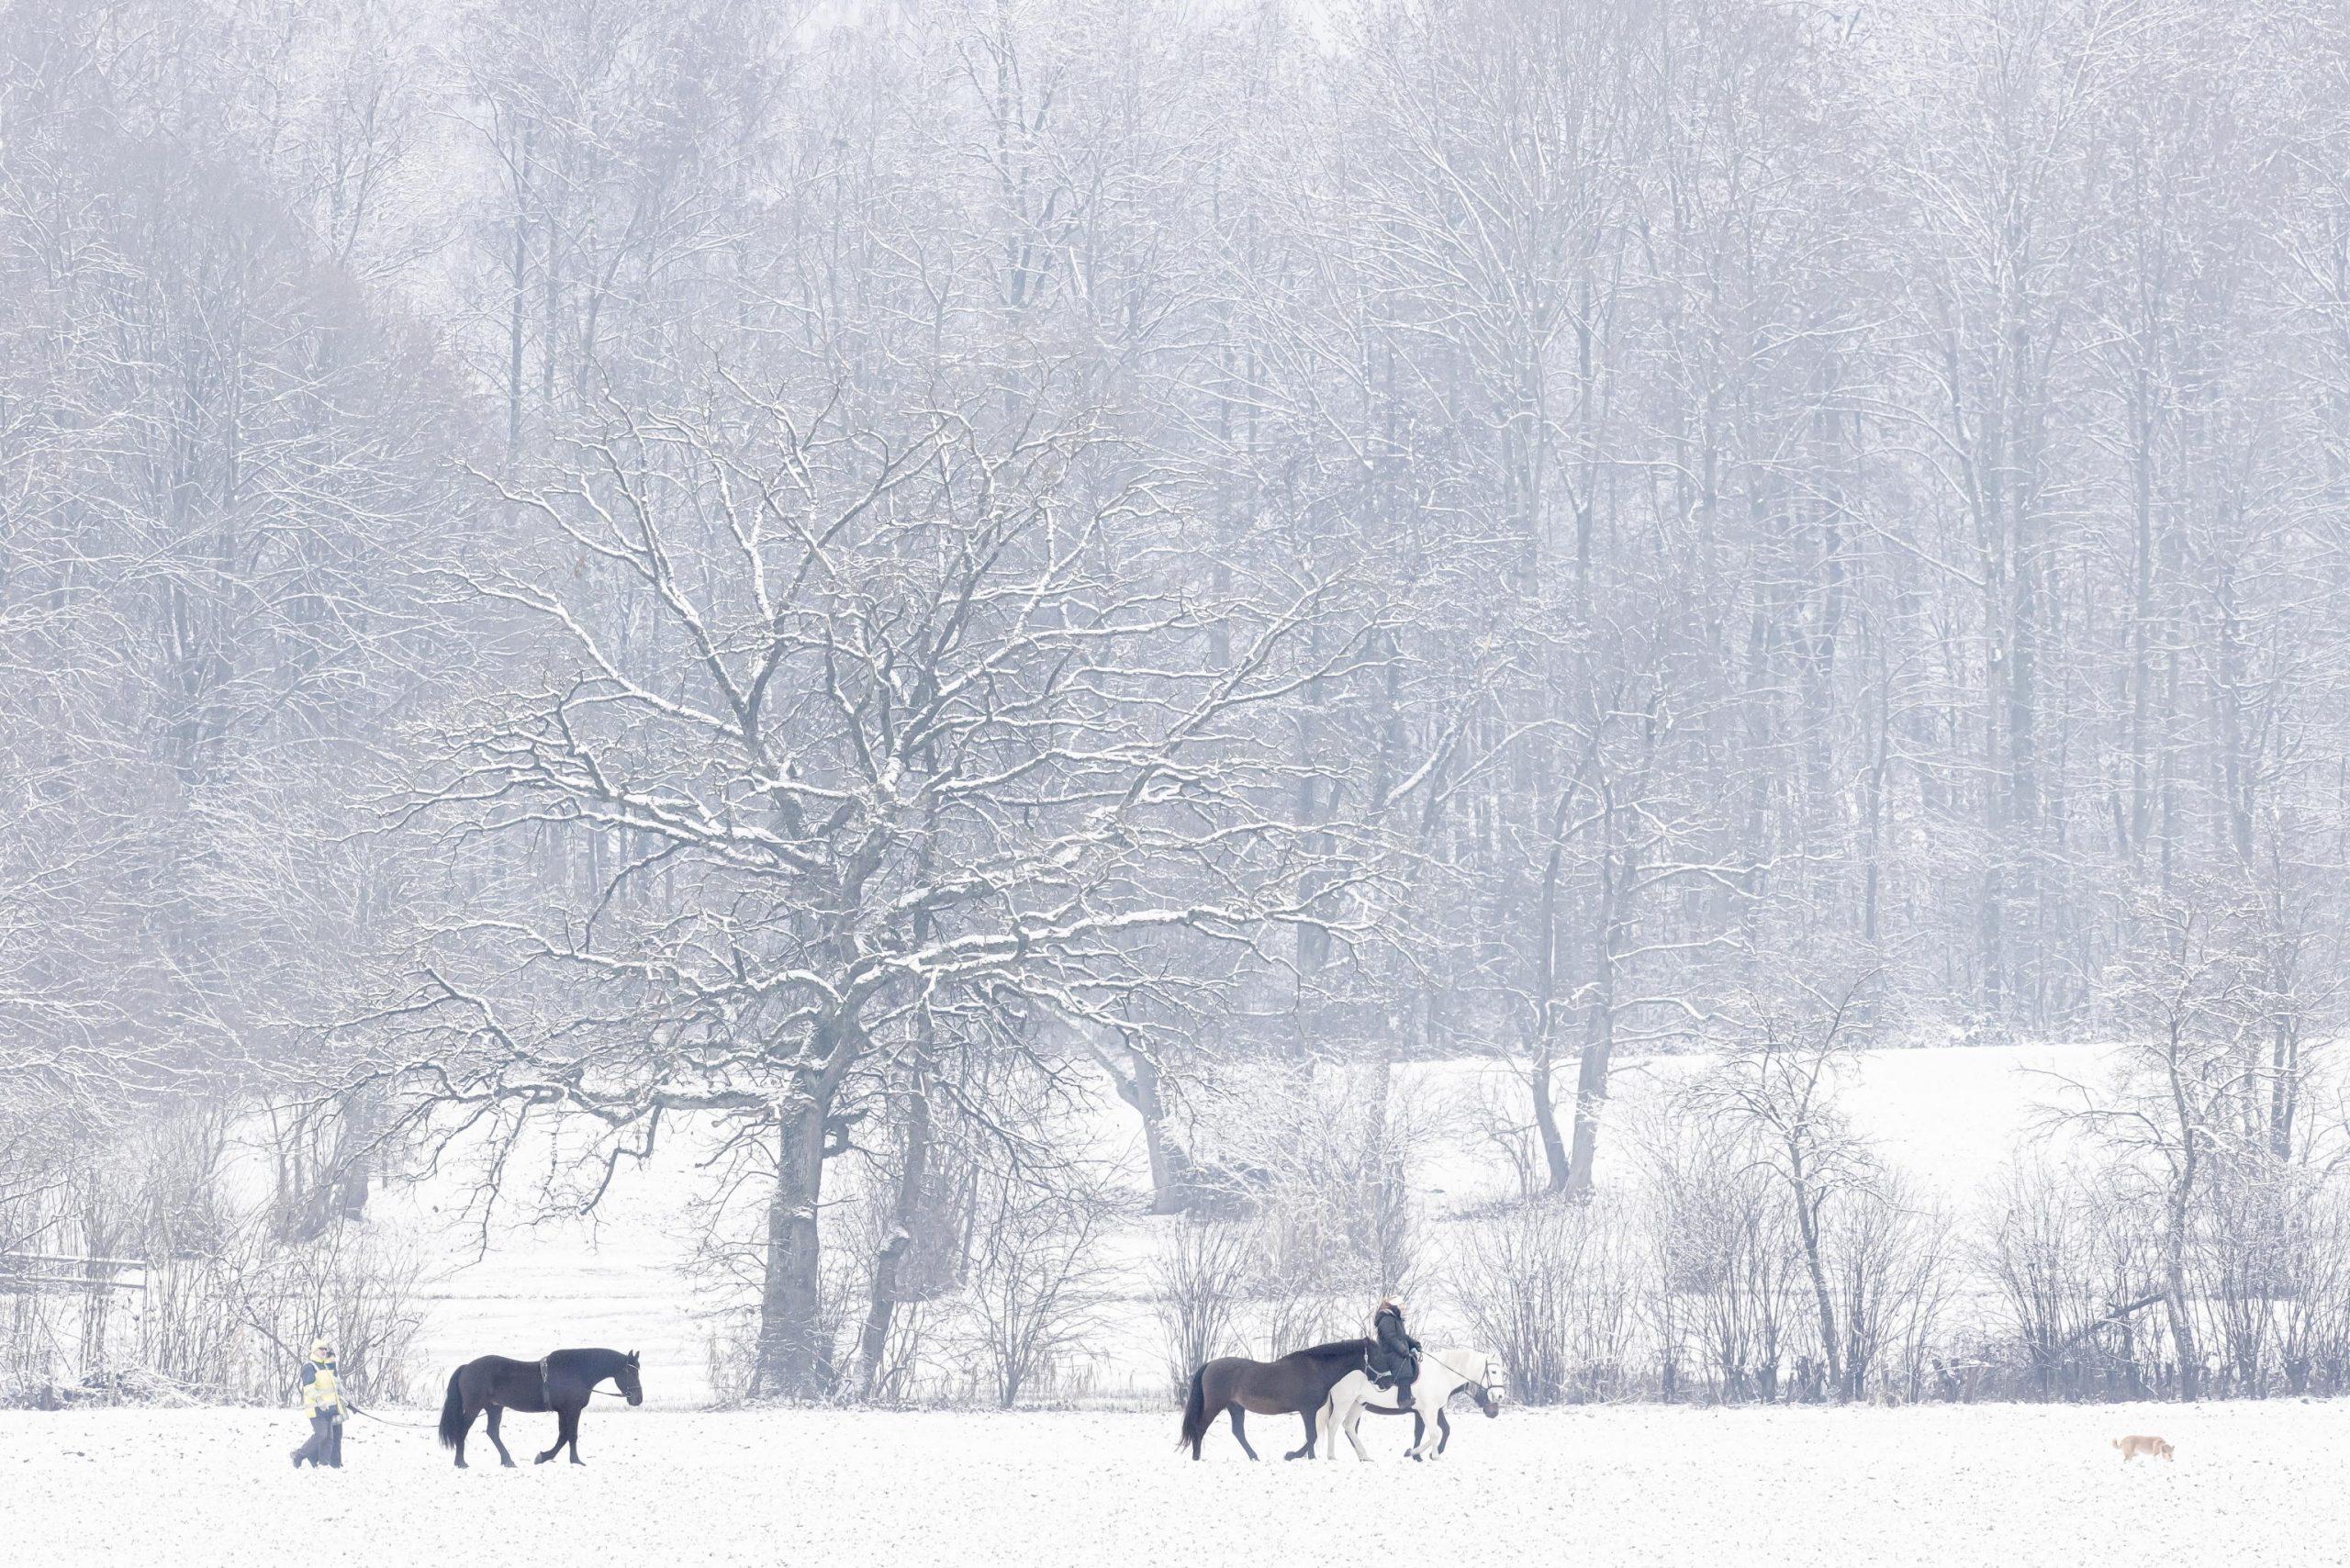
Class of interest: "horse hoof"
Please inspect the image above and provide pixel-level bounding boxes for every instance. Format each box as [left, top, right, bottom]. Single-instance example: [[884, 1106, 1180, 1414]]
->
[[501, 1459, 517, 1468]]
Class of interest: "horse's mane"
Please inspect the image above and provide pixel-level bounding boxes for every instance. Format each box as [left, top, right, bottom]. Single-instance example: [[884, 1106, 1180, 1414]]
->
[[1292, 1338, 1371, 1361]]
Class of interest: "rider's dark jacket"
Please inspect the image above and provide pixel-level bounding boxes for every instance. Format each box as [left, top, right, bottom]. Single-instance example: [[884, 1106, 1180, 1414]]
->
[[1367, 1304, 1422, 1408]]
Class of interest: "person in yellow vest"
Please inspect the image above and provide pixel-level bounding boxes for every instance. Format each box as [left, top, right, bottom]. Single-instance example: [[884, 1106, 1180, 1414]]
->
[[291, 1339, 349, 1469]]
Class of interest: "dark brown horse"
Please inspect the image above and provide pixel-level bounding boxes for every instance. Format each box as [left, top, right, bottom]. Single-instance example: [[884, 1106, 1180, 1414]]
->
[[1179, 1339, 1382, 1460], [437, 1348, 642, 1468]]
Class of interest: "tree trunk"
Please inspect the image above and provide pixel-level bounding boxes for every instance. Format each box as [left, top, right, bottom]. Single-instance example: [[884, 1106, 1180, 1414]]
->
[[1530, 778, 1576, 1195], [856, 1077, 933, 1401], [506, 129, 532, 458], [335, 1088, 374, 1224], [1121, 1049, 1192, 1215], [1794, 1190, 1846, 1401], [1563, 1012, 1612, 1202], [1531, 1047, 1571, 1196], [1093, 1033, 1192, 1215], [2162, 1263, 2199, 1403], [2165, 1186, 2200, 1403], [1563, 833, 1623, 1201], [754, 1096, 832, 1400]]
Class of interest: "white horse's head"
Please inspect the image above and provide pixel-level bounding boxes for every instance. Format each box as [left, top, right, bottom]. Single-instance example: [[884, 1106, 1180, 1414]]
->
[[1468, 1351, 1505, 1417], [1425, 1348, 1505, 1417]]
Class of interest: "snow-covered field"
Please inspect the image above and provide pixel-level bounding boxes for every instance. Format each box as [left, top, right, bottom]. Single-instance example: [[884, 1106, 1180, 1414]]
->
[[4, 1399, 2329, 1568]]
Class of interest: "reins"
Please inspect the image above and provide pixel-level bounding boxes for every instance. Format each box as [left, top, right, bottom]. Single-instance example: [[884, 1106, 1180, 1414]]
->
[[1432, 1349, 1505, 1406]]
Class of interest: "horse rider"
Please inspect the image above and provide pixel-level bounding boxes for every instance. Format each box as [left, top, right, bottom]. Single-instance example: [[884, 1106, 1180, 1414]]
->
[[1366, 1300, 1422, 1409], [291, 1339, 351, 1469]]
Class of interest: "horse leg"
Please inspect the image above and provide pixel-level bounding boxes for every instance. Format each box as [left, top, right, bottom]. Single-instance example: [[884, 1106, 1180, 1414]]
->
[[1284, 1406, 1318, 1461], [486, 1405, 518, 1468], [1326, 1390, 1368, 1462], [1225, 1406, 1259, 1461], [564, 1405, 586, 1465], [452, 1400, 476, 1469], [1408, 1406, 1450, 1462]]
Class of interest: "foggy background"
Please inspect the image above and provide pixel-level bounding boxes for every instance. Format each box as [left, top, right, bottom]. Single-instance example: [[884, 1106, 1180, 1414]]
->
[[6, 0, 2350, 1415]]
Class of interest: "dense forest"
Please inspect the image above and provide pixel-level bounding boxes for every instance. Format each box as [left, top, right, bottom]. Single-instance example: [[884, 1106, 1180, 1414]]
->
[[6, 0, 2350, 1407]]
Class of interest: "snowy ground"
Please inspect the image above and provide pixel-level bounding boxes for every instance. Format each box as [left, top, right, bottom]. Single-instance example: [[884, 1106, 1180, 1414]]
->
[[4, 1399, 2331, 1568]]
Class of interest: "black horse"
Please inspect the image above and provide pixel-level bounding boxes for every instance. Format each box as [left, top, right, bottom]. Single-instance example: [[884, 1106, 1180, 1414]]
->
[[1179, 1339, 1386, 1460], [438, 1348, 642, 1469]]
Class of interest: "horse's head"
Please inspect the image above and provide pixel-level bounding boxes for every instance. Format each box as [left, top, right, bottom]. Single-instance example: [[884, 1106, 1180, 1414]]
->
[[1471, 1353, 1505, 1418], [617, 1350, 643, 1406]]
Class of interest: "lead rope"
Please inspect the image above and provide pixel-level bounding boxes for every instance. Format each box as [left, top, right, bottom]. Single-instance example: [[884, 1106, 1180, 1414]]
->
[[347, 1406, 437, 1431]]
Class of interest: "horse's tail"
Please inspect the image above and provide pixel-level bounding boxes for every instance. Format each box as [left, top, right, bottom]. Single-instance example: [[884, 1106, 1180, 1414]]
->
[[437, 1366, 465, 1449], [1177, 1364, 1209, 1451]]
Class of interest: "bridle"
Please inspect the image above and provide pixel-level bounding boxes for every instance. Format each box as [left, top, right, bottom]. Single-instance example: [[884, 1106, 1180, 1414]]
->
[[1474, 1352, 1505, 1410], [554, 1352, 643, 1402], [592, 1356, 643, 1402]]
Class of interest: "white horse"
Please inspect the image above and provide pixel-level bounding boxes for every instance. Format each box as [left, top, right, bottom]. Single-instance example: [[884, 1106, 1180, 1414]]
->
[[1317, 1346, 1503, 1461]]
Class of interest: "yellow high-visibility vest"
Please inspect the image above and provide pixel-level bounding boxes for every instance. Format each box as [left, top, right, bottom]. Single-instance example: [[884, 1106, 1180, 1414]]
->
[[300, 1361, 345, 1417]]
